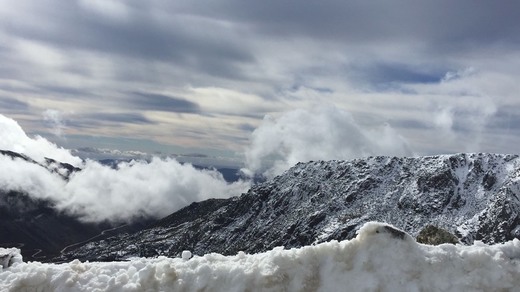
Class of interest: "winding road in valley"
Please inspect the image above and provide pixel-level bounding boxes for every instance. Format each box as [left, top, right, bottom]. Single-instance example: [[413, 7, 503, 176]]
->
[[60, 224, 129, 255]]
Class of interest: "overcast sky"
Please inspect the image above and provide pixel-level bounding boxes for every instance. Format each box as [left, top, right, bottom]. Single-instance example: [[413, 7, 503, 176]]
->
[[1, 0, 520, 165]]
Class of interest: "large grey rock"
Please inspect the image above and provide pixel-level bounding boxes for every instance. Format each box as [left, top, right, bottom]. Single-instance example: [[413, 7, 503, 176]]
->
[[416, 225, 459, 245]]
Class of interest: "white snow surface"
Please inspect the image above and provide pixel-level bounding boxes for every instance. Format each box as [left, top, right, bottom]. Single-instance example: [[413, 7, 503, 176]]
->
[[2, 222, 520, 292]]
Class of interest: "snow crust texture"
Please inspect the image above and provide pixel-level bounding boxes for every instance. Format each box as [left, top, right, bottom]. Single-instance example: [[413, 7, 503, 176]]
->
[[2, 222, 520, 292], [61, 153, 520, 261]]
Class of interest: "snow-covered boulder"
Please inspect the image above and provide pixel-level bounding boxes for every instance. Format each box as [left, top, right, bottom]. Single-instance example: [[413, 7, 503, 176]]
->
[[0, 248, 22, 270]]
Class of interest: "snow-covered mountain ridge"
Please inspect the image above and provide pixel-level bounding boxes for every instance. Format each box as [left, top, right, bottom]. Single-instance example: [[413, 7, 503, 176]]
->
[[59, 153, 520, 262]]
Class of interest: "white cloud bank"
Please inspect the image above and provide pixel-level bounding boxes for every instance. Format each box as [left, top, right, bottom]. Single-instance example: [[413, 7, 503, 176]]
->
[[42, 109, 67, 138], [0, 114, 249, 222], [0, 114, 81, 166], [243, 106, 413, 178], [0, 108, 413, 222], [2, 222, 520, 291]]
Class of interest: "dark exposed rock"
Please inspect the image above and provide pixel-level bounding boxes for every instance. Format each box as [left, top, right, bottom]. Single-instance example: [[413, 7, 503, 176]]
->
[[0, 188, 114, 262], [381, 225, 407, 240], [416, 225, 459, 245], [0, 150, 33, 161], [482, 172, 497, 191]]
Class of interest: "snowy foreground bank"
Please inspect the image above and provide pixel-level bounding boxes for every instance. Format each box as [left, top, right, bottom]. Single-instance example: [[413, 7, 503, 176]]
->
[[2, 222, 520, 292]]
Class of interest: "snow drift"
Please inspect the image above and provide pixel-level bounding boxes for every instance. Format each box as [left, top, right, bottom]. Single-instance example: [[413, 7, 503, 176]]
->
[[2, 222, 520, 292]]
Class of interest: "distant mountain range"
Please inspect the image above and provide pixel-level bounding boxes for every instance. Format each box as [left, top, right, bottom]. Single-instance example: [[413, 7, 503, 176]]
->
[[53, 153, 520, 262]]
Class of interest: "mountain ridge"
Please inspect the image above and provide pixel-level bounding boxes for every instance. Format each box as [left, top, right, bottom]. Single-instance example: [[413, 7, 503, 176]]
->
[[57, 152, 520, 262], [0, 150, 152, 261]]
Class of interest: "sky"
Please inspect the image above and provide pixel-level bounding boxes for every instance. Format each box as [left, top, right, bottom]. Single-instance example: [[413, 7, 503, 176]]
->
[[1, 1, 520, 168]]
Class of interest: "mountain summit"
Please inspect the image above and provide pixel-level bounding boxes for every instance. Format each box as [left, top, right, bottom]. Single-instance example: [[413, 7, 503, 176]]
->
[[58, 153, 520, 262]]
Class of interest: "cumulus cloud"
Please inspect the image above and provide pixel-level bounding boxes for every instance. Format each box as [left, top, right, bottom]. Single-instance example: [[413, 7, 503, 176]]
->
[[43, 109, 66, 137], [66, 159, 250, 222], [441, 67, 476, 83], [431, 97, 497, 153], [433, 107, 453, 130], [413, 69, 500, 153], [0, 114, 250, 223], [0, 154, 249, 223], [243, 106, 413, 178]]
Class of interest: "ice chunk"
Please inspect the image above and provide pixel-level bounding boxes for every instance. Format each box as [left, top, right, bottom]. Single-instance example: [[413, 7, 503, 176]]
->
[[0, 248, 23, 269], [181, 250, 192, 260]]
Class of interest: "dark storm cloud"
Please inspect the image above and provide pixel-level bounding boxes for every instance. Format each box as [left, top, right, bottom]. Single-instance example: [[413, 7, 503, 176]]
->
[[3, 0, 518, 91], [38, 85, 93, 97], [487, 107, 520, 131], [129, 92, 200, 113], [359, 63, 444, 85], [0, 45, 15, 74], [78, 112, 155, 126], [388, 119, 431, 130], [0, 96, 29, 111], [187, 0, 520, 47], [4, 1, 254, 79], [238, 123, 256, 132], [346, 62, 446, 90]]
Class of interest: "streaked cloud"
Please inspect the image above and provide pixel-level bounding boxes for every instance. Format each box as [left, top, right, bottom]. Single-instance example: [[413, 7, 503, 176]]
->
[[129, 92, 200, 113], [0, 96, 28, 111], [0, 0, 519, 160]]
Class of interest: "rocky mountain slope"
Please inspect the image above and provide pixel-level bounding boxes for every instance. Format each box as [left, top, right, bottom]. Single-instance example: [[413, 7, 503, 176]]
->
[[0, 150, 150, 262], [57, 153, 520, 262]]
